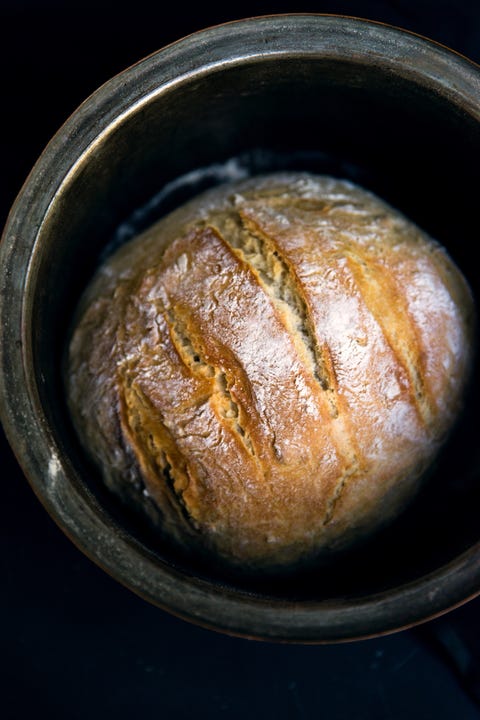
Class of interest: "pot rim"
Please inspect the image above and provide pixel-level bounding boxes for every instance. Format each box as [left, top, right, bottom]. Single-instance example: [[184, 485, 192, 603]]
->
[[1, 13, 480, 643]]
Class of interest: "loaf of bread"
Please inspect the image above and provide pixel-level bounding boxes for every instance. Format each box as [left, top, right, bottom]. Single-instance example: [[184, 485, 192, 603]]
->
[[66, 172, 474, 570]]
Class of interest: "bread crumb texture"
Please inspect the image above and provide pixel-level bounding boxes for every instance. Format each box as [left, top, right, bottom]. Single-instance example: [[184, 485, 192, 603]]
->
[[67, 173, 475, 569]]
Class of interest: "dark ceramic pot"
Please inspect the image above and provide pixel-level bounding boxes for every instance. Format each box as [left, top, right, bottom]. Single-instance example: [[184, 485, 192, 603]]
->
[[1, 15, 480, 642]]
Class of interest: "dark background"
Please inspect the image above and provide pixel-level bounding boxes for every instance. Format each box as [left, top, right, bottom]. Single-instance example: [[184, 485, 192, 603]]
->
[[2, 1, 480, 718]]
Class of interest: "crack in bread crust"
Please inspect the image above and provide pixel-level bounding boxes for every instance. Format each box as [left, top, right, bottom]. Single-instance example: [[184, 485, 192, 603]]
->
[[344, 249, 434, 428], [322, 461, 361, 527], [163, 309, 257, 458], [117, 377, 198, 535], [212, 209, 340, 419]]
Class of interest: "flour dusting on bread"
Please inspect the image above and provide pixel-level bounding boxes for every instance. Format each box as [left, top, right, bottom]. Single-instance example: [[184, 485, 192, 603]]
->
[[66, 173, 474, 569]]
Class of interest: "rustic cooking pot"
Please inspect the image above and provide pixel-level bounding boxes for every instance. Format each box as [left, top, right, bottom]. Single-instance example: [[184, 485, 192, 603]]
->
[[1, 14, 479, 642]]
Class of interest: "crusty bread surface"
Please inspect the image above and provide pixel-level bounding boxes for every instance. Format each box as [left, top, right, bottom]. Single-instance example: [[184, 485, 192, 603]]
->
[[66, 172, 474, 569]]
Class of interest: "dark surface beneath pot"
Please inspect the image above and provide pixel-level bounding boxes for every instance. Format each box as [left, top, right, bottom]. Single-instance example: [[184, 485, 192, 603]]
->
[[2, 1, 480, 719]]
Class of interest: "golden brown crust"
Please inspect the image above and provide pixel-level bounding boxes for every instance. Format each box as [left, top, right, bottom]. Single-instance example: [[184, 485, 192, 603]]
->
[[66, 172, 475, 568]]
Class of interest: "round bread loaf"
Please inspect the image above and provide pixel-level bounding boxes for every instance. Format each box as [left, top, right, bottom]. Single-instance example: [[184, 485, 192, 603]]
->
[[66, 172, 474, 570]]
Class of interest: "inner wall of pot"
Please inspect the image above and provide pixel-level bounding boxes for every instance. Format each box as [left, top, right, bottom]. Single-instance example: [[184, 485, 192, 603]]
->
[[30, 56, 480, 599]]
